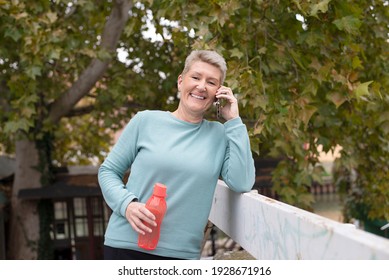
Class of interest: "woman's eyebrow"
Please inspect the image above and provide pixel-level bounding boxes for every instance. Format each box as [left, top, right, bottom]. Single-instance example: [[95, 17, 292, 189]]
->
[[191, 71, 219, 82]]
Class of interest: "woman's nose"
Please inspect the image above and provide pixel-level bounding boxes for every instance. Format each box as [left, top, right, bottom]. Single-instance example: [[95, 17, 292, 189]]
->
[[196, 80, 206, 91]]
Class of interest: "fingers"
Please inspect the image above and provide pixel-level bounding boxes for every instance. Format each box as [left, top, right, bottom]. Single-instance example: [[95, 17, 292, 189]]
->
[[215, 86, 237, 103], [215, 86, 239, 120], [125, 202, 157, 235]]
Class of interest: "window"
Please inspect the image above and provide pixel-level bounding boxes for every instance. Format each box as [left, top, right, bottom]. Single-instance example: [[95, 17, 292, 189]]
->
[[52, 196, 111, 259]]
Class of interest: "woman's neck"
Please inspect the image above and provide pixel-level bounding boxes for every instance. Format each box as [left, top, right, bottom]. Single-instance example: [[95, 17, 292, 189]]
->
[[171, 107, 203, 124]]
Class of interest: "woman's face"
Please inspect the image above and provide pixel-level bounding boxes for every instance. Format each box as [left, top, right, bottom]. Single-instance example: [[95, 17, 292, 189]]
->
[[177, 61, 222, 117]]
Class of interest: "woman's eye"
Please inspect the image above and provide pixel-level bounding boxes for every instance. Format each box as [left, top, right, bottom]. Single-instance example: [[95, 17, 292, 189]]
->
[[192, 76, 199, 80]]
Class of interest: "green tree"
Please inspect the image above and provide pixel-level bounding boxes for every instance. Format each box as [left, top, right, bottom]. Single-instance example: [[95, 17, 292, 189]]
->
[[0, 0, 189, 259], [1, 0, 388, 259], [1, 0, 136, 259], [149, 0, 388, 219]]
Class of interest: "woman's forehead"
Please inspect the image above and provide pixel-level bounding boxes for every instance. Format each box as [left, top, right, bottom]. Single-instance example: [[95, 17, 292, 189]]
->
[[187, 61, 222, 81]]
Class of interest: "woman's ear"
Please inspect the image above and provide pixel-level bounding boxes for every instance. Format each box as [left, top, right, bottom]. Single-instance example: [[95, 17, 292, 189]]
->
[[177, 75, 182, 86], [177, 75, 183, 90]]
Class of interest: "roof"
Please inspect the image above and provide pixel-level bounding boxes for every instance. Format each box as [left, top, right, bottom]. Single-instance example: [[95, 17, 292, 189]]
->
[[20, 165, 101, 200], [18, 181, 101, 200]]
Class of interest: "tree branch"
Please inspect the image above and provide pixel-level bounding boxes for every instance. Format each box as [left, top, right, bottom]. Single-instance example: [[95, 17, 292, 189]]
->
[[48, 0, 133, 124], [66, 105, 96, 117], [65, 101, 147, 118], [0, 79, 11, 114]]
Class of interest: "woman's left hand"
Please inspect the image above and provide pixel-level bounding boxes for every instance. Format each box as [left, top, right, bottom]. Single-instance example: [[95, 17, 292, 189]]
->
[[215, 86, 239, 121]]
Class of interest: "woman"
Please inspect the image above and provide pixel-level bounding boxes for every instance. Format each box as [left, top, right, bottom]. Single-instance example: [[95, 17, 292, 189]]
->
[[98, 50, 255, 260]]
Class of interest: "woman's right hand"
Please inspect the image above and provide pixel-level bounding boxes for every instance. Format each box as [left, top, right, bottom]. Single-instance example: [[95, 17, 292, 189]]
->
[[125, 201, 157, 235]]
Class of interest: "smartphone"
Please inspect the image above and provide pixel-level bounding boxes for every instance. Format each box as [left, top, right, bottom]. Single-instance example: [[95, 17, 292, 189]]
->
[[214, 98, 221, 119]]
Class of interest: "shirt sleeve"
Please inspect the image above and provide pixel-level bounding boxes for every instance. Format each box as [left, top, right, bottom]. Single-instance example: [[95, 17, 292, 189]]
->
[[220, 117, 256, 192], [98, 112, 142, 217]]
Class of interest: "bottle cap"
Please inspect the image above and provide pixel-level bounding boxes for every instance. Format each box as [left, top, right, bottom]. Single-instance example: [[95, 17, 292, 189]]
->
[[154, 183, 167, 197]]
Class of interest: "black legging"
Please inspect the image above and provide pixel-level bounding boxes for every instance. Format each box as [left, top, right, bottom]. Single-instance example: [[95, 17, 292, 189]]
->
[[104, 245, 184, 260]]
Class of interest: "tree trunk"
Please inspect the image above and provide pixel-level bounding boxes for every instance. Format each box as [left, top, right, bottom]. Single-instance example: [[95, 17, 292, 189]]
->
[[8, 139, 41, 259]]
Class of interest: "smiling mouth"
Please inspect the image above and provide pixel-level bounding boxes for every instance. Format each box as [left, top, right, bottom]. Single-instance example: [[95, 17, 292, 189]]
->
[[190, 93, 206, 100]]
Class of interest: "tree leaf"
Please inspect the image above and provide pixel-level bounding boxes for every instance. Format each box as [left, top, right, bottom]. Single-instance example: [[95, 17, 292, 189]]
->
[[5, 27, 22, 42], [258, 47, 267, 55], [380, 122, 389, 135], [352, 56, 363, 69], [4, 119, 33, 134], [333, 16, 362, 35], [299, 105, 317, 129], [378, 111, 389, 124], [230, 48, 244, 59], [309, 0, 331, 17], [354, 81, 373, 100], [302, 81, 318, 96], [289, 49, 306, 70], [25, 65, 42, 79], [48, 48, 61, 60], [328, 92, 348, 108], [13, 12, 28, 20], [46, 12, 58, 23]]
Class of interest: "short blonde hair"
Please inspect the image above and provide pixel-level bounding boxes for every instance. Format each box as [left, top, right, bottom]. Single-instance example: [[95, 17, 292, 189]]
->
[[181, 50, 227, 84]]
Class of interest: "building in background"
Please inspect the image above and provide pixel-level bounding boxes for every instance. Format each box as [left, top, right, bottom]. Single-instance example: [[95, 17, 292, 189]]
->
[[0, 158, 110, 260]]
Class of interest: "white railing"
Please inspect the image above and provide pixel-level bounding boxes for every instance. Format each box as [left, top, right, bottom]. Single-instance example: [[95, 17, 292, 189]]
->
[[208, 180, 389, 259]]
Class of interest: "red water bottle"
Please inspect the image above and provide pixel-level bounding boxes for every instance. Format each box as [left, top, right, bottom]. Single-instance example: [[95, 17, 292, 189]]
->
[[138, 183, 167, 250]]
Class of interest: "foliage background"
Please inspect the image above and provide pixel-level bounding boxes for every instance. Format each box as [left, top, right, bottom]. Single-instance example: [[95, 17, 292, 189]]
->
[[0, 0, 388, 258]]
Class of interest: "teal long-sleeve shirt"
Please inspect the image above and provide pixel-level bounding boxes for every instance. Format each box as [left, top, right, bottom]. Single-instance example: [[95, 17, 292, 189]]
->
[[98, 110, 255, 259]]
